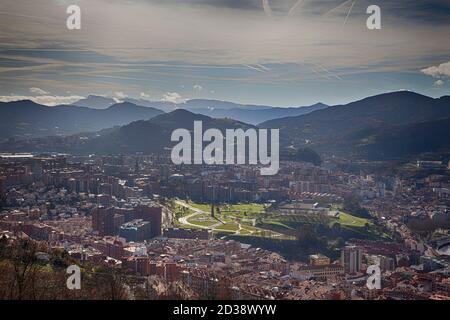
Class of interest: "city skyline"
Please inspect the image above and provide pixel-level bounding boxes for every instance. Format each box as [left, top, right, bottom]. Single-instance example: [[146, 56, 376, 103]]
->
[[1, 0, 450, 306]]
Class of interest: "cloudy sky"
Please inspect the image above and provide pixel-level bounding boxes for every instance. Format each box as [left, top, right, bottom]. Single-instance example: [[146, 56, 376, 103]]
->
[[0, 0, 449, 106]]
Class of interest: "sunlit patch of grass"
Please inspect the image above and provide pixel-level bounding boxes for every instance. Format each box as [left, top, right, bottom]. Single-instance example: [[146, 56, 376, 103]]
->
[[338, 212, 370, 227]]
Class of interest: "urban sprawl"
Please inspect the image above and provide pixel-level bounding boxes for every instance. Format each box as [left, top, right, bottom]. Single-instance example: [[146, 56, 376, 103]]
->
[[0, 153, 449, 300]]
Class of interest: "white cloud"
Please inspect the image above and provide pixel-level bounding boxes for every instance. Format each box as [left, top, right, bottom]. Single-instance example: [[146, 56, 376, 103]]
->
[[0, 95, 84, 106], [140, 92, 151, 99], [421, 62, 450, 78], [161, 92, 184, 104], [114, 91, 128, 99], [4, 0, 449, 69], [2, 0, 450, 103], [193, 84, 203, 91], [29, 87, 49, 95], [434, 79, 445, 87]]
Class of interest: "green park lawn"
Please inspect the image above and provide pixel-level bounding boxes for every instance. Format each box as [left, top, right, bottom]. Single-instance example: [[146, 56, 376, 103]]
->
[[189, 202, 265, 216], [214, 223, 240, 232], [186, 215, 218, 227], [337, 212, 370, 227]]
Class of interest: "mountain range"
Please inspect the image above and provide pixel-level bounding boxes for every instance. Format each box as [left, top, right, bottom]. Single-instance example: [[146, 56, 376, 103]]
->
[[0, 97, 326, 141], [0, 100, 164, 139], [72, 96, 277, 111], [1, 109, 254, 154], [85, 110, 255, 154], [73, 96, 328, 124], [70, 95, 118, 109], [261, 91, 450, 158], [184, 103, 328, 124], [1, 91, 450, 161]]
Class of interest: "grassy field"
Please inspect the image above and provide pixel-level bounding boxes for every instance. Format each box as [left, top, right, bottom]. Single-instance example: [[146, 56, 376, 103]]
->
[[215, 223, 240, 232], [259, 213, 332, 231], [337, 212, 370, 227], [175, 200, 388, 241], [186, 218, 218, 227], [261, 219, 296, 230], [189, 202, 266, 217], [174, 203, 195, 217], [186, 202, 267, 233], [177, 201, 289, 238], [188, 203, 212, 212]]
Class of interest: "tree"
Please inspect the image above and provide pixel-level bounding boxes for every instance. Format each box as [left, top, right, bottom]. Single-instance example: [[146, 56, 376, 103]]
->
[[0, 235, 7, 258], [335, 237, 345, 248], [90, 267, 129, 300], [293, 148, 322, 166], [343, 196, 371, 219], [296, 225, 327, 252], [9, 240, 40, 299]]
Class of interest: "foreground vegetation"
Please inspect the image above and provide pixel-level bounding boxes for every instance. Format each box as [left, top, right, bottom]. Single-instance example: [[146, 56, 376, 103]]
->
[[0, 238, 194, 300]]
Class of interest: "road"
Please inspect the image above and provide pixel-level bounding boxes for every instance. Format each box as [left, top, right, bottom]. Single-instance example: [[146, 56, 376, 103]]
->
[[176, 200, 214, 230]]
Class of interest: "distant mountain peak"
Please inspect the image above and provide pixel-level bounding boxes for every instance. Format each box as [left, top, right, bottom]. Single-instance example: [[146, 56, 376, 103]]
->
[[362, 90, 433, 101], [0, 99, 164, 139], [169, 108, 195, 115], [151, 109, 212, 123], [72, 95, 116, 109], [1, 99, 47, 109], [107, 102, 138, 109], [308, 102, 328, 108], [4, 99, 38, 105]]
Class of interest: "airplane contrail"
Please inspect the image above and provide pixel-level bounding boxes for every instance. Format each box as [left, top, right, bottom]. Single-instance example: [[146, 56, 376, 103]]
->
[[322, 0, 353, 17], [261, 0, 272, 17], [288, 0, 305, 17], [343, 1, 356, 26], [313, 63, 343, 81], [262, 0, 305, 18], [243, 64, 267, 73], [256, 64, 271, 72], [311, 67, 332, 80]]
